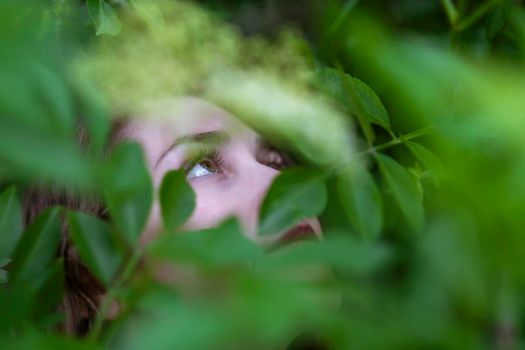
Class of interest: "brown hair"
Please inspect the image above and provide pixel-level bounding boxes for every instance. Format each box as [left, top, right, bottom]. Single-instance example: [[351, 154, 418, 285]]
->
[[21, 120, 127, 335], [22, 187, 105, 335]]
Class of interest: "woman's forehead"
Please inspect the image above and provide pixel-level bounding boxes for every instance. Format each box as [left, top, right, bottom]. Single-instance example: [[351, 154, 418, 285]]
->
[[125, 97, 251, 141]]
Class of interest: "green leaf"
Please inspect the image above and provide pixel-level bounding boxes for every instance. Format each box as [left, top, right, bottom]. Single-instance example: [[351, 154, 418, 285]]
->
[[2, 331, 98, 350], [258, 168, 327, 236], [337, 165, 382, 240], [320, 68, 375, 142], [316, 67, 346, 103], [68, 211, 123, 286], [0, 264, 6, 284], [160, 170, 196, 233], [72, 75, 111, 156], [9, 208, 61, 285], [320, 176, 354, 232], [32, 258, 65, 320], [31, 63, 74, 136], [375, 154, 424, 230], [131, 0, 165, 30], [486, 2, 511, 38], [317, 68, 389, 142], [406, 141, 443, 183], [87, 0, 122, 36], [0, 258, 64, 327], [350, 77, 391, 131], [103, 142, 153, 245], [0, 186, 23, 261], [259, 234, 389, 274], [0, 119, 94, 185], [150, 218, 263, 267], [0, 62, 94, 185]]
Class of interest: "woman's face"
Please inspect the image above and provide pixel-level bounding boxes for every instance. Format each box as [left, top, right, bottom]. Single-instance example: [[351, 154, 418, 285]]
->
[[123, 97, 321, 245]]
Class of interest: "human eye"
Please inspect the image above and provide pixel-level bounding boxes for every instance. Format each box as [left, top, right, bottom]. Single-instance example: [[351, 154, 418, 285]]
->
[[184, 151, 224, 180], [259, 147, 293, 171]]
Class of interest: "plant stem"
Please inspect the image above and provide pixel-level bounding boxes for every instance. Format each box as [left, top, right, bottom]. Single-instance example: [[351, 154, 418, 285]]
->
[[356, 125, 435, 158], [455, 0, 504, 31], [324, 0, 360, 40], [89, 248, 144, 341], [441, 0, 459, 26]]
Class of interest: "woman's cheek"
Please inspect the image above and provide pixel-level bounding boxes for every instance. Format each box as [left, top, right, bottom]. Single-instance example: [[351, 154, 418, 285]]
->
[[140, 173, 246, 244], [140, 201, 162, 246], [181, 184, 236, 231]]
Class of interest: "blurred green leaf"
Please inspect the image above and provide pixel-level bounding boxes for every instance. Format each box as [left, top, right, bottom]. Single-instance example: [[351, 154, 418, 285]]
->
[[72, 75, 111, 156], [0, 284, 35, 329], [375, 154, 424, 230], [0, 119, 94, 185], [317, 68, 377, 142], [160, 169, 195, 233], [320, 176, 354, 232], [0, 186, 23, 261], [0, 60, 93, 185], [260, 234, 389, 274], [406, 141, 443, 183], [0, 260, 7, 284], [103, 142, 153, 246], [337, 165, 382, 240], [30, 63, 74, 136], [131, 0, 165, 30], [9, 208, 61, 285], [323, 0, 360, 39], [317, 67, 346, 103], [68, 211, 123, 286], [486, 2, 512, 38], [258, 168, 327, 236], [0, 62, 74, 136], [87, 0, 122, 36], [2, 330, 98, 350], [317, 67, 391, 147], [350, 77, 391, 131], [32, 258, 65, 321], [150, 218, 263, 267]]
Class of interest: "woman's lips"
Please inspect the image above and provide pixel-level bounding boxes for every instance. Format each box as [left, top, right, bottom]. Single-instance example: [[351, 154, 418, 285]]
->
[[278, 222, 317, 245]]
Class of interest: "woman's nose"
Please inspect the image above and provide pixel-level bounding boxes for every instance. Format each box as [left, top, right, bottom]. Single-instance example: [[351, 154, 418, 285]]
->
[[234, 161, 280, 239]]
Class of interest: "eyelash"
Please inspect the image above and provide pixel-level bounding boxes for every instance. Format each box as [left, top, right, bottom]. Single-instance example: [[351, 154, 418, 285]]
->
[[183, 150, 224, 174], [259, 149, 291, 171], [207, 151, 224, 168], [183, 146, 290, 176]]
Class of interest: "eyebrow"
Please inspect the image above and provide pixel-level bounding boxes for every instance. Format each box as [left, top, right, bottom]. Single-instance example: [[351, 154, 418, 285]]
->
[[154, 131, 229, 169]]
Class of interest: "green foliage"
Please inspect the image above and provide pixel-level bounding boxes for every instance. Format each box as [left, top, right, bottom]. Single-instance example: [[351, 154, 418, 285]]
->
[[375, 153, 424, 231], [68, 212, 123, 286], [0, 187, 23, 261], [258, 168, 327, 236], [159, 170, 196, 233], [8, 208, 61, 285], [0, 1, 95, 186], [2, 0, 525, 349], [150, 218, 263, 267], [337, 165, 382, 240], [406, 141, 443, 183], [102, 142, 153, 245], [87, 0, 122, 36], [349, 77, 391, 131]]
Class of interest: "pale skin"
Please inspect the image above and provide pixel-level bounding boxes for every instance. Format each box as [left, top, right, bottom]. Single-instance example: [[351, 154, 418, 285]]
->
[[101, 97, 324, 319], [122, 97, 322, 245]]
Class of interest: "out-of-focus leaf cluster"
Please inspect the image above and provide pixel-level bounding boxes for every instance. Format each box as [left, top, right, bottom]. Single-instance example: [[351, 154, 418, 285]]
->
[[2, 0, 525, 349]]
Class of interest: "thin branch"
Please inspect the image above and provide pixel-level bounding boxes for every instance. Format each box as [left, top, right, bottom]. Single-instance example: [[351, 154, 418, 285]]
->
[[89, 248, 144, 341], [355, 125, 435, 158], [455, 0, 504, 31], [324, 0, 360, 40], [441, 0, 459, 27]]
